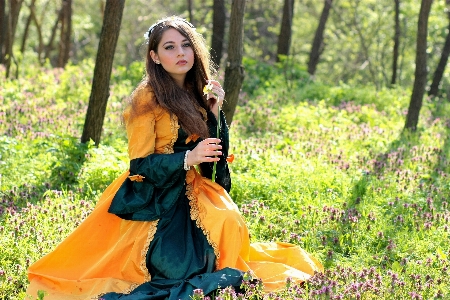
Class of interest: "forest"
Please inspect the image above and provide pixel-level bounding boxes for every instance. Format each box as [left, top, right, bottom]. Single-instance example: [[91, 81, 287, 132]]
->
[[1, 0, 450, 299], [4, 1, 450, 92]]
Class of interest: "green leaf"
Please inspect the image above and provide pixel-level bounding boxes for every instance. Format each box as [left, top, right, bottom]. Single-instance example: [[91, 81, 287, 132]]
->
[[391, 261, 402, 273], [437, 248, 447, 260]]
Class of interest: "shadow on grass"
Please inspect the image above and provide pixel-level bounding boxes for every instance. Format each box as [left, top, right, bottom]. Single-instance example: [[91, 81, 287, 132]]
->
[[429, 100, 450, 195], [323, 102, 450, 269], [322, 129, 439, 268]]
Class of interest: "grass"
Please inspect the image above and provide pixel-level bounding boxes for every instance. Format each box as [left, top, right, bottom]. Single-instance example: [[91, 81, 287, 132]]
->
[[1, 59, 450, 299]]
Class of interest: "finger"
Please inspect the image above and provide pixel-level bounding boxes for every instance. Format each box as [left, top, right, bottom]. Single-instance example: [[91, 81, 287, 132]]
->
[[208, 92, 217, 99], [204, 150, 222, 157], [211, 86, 224, 96], [203, 138, 221, 145], [205, 156, 220, 162], [214, 91, 225, 101], [208, 80, 221, 88], [203, 145, 222, 154]]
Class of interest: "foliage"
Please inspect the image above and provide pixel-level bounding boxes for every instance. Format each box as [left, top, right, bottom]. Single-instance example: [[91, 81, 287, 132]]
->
[[6, 0, 450, 93], [2, 61, 450, 299], [241, 56, 311, 98]]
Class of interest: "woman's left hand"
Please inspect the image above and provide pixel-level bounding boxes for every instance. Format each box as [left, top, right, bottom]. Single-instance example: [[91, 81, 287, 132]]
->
[[205, 80, 225, 119]]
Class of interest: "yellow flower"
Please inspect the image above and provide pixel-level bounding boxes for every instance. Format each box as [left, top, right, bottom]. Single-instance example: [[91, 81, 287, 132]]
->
[[203, 82, 214, 96]]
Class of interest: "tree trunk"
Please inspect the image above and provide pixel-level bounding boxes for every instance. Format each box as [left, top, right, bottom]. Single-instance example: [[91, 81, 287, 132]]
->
[[20, 0, 36, 54], [429, 0, 450, 97], [276, 0, 294, 62], [57, 0, 72, 68], [30, 2, 44, 64], [187, 0, 193, 23], [307, 0, 333, 76], [99, 0, 105, 18], [211, 0, 226, 67], [81, 0, 125, 145], [404, 0, 433, 131], [44, 7, 64, 63], [391, 0, 400, 85], [4, 0, 24, 78], [222, 0, 246, 125], [0, 0, 6, 64]]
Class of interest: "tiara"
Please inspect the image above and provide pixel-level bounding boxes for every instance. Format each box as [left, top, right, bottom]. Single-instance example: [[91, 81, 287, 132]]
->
[[144, 17, 195, 39]]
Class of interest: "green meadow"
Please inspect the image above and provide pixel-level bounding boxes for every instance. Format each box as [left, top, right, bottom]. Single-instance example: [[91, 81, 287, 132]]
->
[[1, 59, 450, 299]]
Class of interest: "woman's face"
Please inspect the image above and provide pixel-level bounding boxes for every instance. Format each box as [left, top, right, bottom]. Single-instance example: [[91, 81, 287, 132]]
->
[[150, 28, 195, 87]]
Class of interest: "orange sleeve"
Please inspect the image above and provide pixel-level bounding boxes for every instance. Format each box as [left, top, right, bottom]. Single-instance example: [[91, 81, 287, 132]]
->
[[123, 86, 163, 160]]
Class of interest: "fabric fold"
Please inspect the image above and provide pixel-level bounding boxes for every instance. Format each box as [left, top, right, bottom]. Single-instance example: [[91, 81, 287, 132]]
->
[[108, 152, 187, 220]]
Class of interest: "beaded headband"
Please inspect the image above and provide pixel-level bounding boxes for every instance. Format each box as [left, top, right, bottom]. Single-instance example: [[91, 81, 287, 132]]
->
[[144, 17, 195, 39]]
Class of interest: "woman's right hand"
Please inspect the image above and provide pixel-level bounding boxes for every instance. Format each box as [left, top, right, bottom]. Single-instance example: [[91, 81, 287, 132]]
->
[[186, 138, 222, 167]]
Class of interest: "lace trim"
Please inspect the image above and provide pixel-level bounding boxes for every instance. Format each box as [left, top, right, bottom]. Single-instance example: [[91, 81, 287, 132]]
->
[[163, 114, 180, 154], [186, 179, 220, 270], [141, 220, 159, 282], [122, 283, 140, 294], [93, 282, 139, 299]]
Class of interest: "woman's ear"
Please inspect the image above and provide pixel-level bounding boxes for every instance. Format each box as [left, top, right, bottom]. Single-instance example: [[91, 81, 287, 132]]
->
[[150, 50, 160, 64]]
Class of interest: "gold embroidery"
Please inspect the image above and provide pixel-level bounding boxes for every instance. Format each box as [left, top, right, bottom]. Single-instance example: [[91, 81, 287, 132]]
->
[[141, 220, 159, 282], [123, 283, 140, 294], [163, 114, 180, 154], [186, 180, 220, 269]]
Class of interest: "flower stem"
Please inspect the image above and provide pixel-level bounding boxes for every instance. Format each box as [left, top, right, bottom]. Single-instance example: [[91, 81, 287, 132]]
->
[[211, 104, 221, 183]]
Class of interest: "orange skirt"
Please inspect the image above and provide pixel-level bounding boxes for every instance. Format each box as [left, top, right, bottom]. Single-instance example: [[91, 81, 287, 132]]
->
[[27, 169, 323, 299]]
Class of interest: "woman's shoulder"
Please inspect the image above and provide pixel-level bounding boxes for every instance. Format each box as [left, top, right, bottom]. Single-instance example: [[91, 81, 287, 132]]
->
[[130, 83, 157, 108], [124, 83, 164, 120]]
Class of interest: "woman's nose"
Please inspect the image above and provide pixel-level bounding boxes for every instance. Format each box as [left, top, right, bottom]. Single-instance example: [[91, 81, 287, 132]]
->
[[177, 47, 185, 57]]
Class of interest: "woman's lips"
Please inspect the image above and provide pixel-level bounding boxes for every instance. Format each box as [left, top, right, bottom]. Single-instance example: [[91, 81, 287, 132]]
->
[[177, 60, 187, 65]]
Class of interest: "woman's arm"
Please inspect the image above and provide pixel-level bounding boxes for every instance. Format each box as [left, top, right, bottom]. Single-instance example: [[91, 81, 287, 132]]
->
[[109, 87, 188, 219]]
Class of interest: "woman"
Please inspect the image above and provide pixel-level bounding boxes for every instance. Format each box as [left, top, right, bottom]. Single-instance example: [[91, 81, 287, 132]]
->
[[27, 16, 323, 299]]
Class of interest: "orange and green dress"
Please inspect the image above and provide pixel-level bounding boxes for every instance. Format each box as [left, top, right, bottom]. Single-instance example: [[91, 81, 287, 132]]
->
[[26, 85, 323, 299]]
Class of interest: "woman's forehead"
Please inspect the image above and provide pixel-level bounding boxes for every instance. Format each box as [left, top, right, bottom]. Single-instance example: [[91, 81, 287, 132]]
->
[[159, 28, 188, 45]]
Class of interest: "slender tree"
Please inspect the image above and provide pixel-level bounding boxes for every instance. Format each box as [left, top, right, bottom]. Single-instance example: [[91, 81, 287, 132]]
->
[[276, 0, 294, 62], [391, 0, 400, 85], [222, 0, 246, 124], [20, 0, 36, 54], [81, 0, 126, 145], [4, 0, 24, 78], [30, 1, 44, 65], [187, 0, 193, 23], [211, 0, 226, 67], [57, 0, 72, 68], [429, 0, 450, 97], [404, 0, 433, 131], [44, 7, 64, 63], [307, 0, 333, 76], [0, 0, 6, 64]]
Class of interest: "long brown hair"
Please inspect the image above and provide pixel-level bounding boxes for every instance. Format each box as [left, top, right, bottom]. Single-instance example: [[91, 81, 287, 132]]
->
[[131, 16, 216, 138]]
